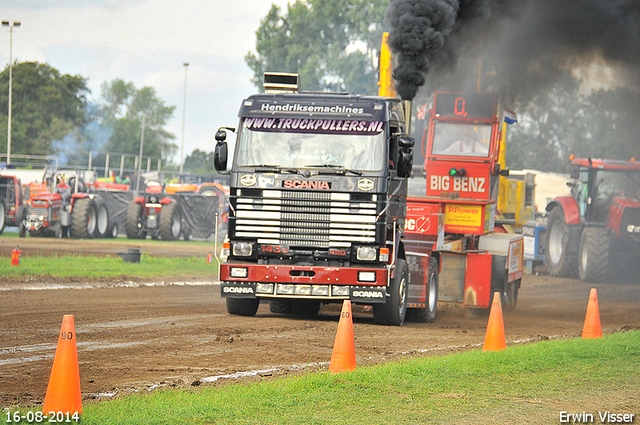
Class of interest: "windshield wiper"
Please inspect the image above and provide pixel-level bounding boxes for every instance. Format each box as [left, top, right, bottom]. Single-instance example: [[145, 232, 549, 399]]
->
[[246, 164, 297, 173], [304, 164, 362, 176]]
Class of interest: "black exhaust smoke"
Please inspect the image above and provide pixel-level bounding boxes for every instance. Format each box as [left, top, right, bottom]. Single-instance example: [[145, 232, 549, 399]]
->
[[385, 0, 640, 102], [385, 0, 458, 101]]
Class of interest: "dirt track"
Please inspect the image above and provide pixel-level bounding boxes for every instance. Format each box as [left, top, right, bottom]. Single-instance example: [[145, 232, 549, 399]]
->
[[1, 237, 639, 408]]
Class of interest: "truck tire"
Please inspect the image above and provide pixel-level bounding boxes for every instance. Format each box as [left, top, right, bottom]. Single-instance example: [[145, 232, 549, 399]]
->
[[269, 299, 292, 314], [95, 203, 110, 238], [545, 206, 577, 277], [125, 202, 146, 239], [71, 198, 97, 239], [578, 227, 610, 282], [373, 258, 408, 326], [159, 202, 182, 241], [406, 256, 439, 323], [226, 298, 260, 316], [504, 279, 520, 312]]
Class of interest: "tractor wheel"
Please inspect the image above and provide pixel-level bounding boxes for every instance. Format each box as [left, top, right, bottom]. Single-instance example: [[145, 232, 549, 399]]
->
[[0, 197, 6, 235], [159, 202, 182, 241], [226, 298, 260, 316], [95, 203, 110, 238], [21, 206, 32, 237], [29, 228, 44, 237], [578, 227, 610, 282], [71, 198, 97, 239], [125, 201, 146, 239], [108, 221, 119, 238], [269, 299, 292, 314], [545, 206, 577, 277], [373, 258, 408, 326], [18, 221, 27, 237], [406, 256, 439, 323], [50, 223, 63, 239]]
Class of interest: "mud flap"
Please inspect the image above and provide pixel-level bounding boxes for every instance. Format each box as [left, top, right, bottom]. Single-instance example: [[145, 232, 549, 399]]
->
[[221, 282, 257, 298], [438, 253, 466, 303], [464, 252, 493, 308]]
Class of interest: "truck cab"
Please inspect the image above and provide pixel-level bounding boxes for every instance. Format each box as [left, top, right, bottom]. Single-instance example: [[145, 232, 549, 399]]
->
[[214, 73, 424, 325]]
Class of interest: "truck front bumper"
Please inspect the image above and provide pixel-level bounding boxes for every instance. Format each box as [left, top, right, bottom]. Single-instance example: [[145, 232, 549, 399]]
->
[[220, 263, 388, 303]]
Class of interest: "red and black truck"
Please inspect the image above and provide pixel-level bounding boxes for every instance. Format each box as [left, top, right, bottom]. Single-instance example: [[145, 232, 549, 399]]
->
[[214, 73, 421, 325]]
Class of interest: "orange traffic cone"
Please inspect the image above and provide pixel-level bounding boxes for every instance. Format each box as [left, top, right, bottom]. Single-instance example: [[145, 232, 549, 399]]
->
[[582, 288, 602, 339], [43, 315, 82, 415], [329, 300, 357, 373], [482, 292, 506, 351]]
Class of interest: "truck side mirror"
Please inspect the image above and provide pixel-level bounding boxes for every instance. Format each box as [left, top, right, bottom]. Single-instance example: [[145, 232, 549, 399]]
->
[[397, 149, 413, 178], [214, 127, 235, 172], [215, 130, 227, 142], [398, 136, 415, 149], [397, 136, 414, 178], [214, 141, 228, 172]]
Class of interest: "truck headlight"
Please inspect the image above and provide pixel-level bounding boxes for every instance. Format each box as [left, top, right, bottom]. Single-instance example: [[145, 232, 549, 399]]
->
[[233, 242, 253, 256], [256, 283, 274, 294], [230, 267, 248, 278], [356, 246, 377, 261], [628, 224, 640, 233], [358, 271, 377, 282], [332, 286, 350, 296]]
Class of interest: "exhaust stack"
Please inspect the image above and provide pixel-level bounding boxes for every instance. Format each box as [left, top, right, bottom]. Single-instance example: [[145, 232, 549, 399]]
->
[[403, 100, 412, 134]]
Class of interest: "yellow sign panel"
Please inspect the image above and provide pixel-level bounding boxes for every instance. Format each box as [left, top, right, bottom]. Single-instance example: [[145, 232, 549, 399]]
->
[[445, 204, 482, 227]]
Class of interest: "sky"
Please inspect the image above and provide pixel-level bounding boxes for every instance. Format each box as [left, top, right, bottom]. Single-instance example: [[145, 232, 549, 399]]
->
[[1, 0, 292, 164]]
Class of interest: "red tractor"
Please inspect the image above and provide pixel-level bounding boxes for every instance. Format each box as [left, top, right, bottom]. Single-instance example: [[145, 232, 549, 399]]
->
[[545, 158, 640, 281], [124, 189, 185, 241], [0, 174, 26, 234], [22, 172, 98, 238]]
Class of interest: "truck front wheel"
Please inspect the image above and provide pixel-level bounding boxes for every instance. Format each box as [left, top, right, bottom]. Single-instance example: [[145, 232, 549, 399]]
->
[[578, 227, 610, 282], [545, 206, 577, 277], [226, 298, 260, 316], [406, 256, 439, 323], [373, 258, 408, 326]]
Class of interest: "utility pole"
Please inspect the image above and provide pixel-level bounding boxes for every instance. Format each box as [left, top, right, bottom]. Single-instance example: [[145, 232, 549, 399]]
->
[[2, 21, 20, 166], [179, 62, 189, 175]]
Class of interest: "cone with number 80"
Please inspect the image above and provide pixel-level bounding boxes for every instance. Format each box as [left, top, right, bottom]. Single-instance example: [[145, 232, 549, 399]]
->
[[329, 300, 357, 373], [43, 314, 82, 415]]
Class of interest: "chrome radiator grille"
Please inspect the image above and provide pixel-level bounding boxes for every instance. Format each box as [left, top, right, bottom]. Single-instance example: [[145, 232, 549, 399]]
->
[[233, 189, 378, 248], [30, 207, 49, 217]]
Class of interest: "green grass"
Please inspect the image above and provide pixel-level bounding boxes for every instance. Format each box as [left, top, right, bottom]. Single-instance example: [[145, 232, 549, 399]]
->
[[13, 331, 638, 425], [0, 253, 218, 280]]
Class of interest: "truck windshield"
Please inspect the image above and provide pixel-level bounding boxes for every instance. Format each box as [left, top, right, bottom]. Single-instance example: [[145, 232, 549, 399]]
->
[[235, 123, 386, 172], [431, 123, 492, 157]]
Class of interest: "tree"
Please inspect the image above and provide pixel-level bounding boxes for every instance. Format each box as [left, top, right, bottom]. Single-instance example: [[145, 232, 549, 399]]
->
[[506, 81, 640, 172], [0, 61, 89, 159], [183, 149, 215, 174], [246, 0, 388, 94], [99, 79, 177, 163]]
